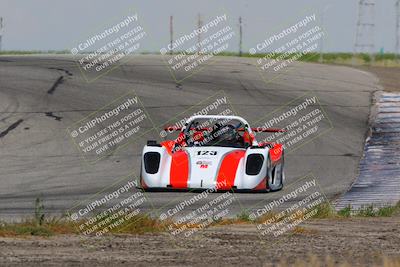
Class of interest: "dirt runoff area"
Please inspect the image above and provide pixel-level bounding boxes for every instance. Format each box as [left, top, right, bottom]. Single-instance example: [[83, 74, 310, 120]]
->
[[0, 217, 399, 266], [359, 66, 400, 92]]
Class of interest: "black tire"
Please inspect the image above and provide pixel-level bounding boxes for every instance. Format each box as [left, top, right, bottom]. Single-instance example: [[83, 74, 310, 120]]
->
[[267, 152, 284, 192]]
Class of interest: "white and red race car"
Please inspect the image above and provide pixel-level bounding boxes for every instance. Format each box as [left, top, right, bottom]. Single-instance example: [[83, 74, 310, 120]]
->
[[140, 115, 285, 192]]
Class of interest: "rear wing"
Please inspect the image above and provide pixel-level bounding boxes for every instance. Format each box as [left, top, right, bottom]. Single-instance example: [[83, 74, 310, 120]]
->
[[164, 126, 182, 132], [164, 126, 286, 133], [247, 127, 286, 133]]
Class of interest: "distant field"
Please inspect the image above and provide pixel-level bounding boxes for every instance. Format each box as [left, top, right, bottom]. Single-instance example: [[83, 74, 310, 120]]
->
[[0, 50, 70, 55], [1, 50, 399, 67], [218, 51, 400, 67]]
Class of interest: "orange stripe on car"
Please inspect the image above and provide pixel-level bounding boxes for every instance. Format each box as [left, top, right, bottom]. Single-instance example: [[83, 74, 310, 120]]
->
[[170, 150, 189, 188], [253, 177, 267, 191], [161, 140, 175, 155], [216, 150, 245, 190], [270, 143, 283, 163]]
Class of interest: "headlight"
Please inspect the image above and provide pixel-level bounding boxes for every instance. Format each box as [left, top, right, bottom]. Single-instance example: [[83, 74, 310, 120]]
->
[[143, 152, 161, 174], [245, 154, 264, 175]]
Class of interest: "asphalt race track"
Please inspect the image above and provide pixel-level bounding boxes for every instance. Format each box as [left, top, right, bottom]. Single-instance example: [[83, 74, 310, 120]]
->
[[0, 55, 379, 220]]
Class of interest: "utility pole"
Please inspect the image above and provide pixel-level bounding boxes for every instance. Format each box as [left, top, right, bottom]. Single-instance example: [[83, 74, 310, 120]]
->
[[169, 15, 173, 55], [197, 13, 202, 54], [396, 0, 400, 62], [0, 17, 3, 51], [239, 17, 243, 57], [353, 0, 375, 65], [319, 11, 324, 63], [319, 5, 331, 63]]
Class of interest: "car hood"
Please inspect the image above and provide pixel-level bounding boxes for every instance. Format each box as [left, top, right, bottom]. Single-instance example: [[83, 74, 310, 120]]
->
[[182, 146, 246, 189]]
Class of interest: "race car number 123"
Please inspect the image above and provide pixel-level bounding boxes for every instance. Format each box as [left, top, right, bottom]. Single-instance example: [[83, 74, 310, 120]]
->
[[197, 151, 217, 156]]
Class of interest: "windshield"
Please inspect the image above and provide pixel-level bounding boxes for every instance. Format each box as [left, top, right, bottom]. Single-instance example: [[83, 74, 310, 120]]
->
[[184, 118, 247, 148]]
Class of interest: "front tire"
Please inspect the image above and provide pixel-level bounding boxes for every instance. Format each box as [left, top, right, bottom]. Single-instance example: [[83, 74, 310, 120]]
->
[[267, 153, 284, 191]]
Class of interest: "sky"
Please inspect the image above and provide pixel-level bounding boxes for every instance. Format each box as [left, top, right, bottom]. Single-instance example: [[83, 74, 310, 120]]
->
[[0, 0, 398, 53]]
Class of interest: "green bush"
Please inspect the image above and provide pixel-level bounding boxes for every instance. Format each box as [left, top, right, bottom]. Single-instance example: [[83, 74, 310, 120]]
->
[[337, 205, 351, 217]]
